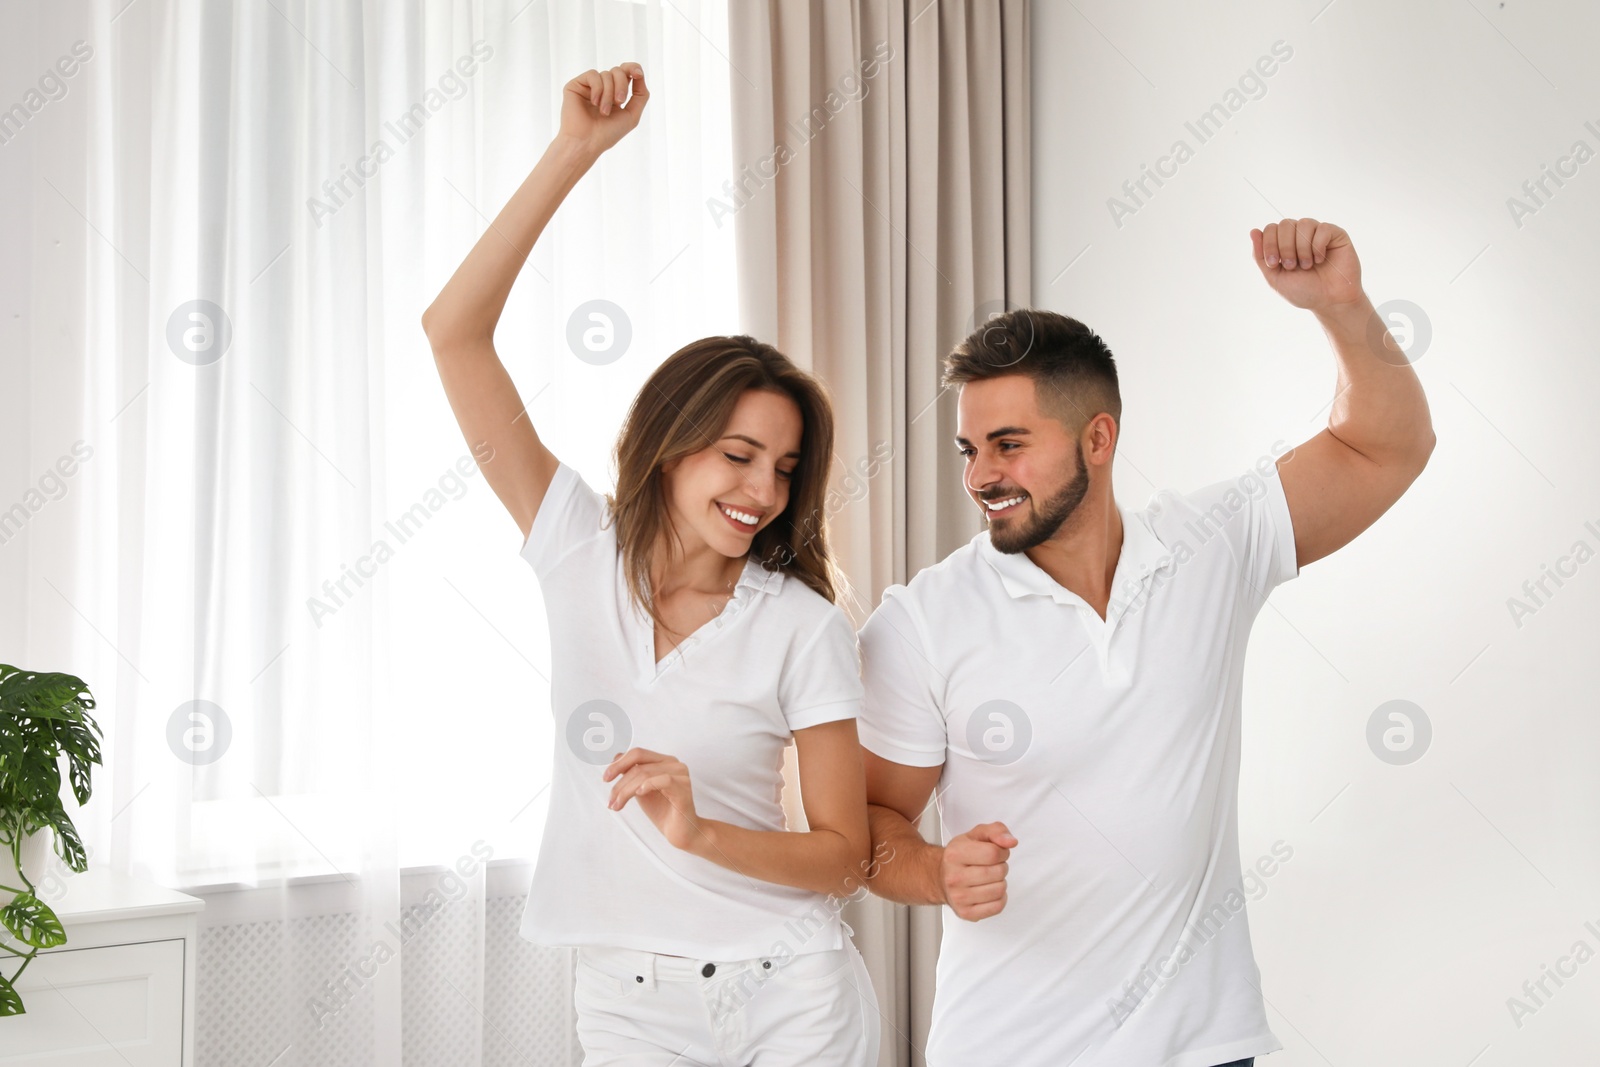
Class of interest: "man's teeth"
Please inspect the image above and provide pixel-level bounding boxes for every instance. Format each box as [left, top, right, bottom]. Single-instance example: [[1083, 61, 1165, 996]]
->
[[985, 495, 1025, 512], [721, 504, 759, 526]]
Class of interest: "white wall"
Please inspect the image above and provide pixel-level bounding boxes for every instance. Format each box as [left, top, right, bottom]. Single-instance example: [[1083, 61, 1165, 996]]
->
[[0, 2, 41, 659], [1032, 0, 1600, 1063]]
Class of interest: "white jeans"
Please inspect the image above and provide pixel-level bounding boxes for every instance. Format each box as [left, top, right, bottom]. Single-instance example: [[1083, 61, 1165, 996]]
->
[[573, 931, 880, 1066]]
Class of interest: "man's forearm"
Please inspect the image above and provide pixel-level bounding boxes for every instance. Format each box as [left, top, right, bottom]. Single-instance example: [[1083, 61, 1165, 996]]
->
[[865, 803, 946, 906], [1317, 295, 1436, 463]]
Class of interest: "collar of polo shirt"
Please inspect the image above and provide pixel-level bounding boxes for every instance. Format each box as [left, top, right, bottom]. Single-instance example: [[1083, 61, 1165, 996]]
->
[[976, 502, 1168, 611], [707, 556, 786, 628], [627, 556, 784, 637], [737, 557, 786, 596]]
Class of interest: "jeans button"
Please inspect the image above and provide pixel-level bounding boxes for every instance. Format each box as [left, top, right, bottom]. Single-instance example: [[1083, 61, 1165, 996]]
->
[[701, 962, 716, 977]]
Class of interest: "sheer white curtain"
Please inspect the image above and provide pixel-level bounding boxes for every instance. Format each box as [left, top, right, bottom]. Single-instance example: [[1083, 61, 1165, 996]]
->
[[7, 0, 735, 1060]]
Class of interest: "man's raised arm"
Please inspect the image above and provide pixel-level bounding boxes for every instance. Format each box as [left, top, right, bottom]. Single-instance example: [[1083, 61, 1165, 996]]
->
[[1253, 218, 1436, 570]]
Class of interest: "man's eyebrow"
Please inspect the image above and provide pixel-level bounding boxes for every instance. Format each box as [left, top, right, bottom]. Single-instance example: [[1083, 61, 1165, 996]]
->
[[954, 426, 1033, 446], [721, 433, 802, 460]]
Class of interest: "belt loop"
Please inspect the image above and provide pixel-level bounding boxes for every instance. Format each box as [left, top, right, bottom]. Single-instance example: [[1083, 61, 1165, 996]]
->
[[637, 950, 657, 992]]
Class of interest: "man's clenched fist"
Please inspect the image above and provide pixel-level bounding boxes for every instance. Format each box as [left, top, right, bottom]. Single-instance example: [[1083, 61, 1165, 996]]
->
[[941, 822, 1016, 921], [1250, 217, 1363, 312]]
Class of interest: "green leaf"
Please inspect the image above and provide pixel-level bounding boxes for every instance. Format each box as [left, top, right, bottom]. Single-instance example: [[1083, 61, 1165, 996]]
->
[[67, 759, 93, 807], [0, 892, 66, 949], [16, 755, 61, 801], [0, 665, 95, 722], [49, 817, 85, 872], [54, 728, 98, 808], [0, 974, 24, 1016]]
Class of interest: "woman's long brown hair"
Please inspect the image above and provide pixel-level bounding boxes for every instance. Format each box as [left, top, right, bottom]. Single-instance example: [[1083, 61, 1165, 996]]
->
[[605, 335, 841, 636]]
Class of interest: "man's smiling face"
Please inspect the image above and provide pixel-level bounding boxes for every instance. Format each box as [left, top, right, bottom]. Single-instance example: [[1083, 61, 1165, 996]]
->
[[956, 374, 1092, 555]]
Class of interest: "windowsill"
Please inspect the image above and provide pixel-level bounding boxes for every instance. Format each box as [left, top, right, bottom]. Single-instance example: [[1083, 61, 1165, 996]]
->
[[182, 854, 534, 891], [111, 856, 537, 926]]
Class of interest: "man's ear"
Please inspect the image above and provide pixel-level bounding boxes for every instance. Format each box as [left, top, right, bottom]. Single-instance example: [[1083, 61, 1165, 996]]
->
[[1084, 411, 1118, 465]]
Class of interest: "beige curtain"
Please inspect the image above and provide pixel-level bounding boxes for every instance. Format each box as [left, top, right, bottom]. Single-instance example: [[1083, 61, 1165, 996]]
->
[[727, 1, 1031, 1062]]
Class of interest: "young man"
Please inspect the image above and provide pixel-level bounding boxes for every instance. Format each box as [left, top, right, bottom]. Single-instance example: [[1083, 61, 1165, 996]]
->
[[858, 219, 1434, 1066]]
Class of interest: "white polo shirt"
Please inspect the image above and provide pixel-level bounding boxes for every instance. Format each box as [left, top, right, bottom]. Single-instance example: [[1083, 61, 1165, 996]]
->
[[518, 461, 863, 959], [858, 459, 1299, 1067]]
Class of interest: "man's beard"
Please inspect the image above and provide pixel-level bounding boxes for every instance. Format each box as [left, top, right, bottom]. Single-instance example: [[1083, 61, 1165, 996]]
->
[[989, 442, 1089, 555]]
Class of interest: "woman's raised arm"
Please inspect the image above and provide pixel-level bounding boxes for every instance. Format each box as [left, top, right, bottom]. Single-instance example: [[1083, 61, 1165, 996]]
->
[[421, 64, 648, 539]]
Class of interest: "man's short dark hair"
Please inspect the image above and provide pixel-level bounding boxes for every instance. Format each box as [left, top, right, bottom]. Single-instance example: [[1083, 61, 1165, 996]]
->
[[942, 308, 1121, 435]]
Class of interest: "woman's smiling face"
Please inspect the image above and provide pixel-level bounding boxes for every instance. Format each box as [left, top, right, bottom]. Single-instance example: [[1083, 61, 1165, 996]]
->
[[661, 388, 804, 558]]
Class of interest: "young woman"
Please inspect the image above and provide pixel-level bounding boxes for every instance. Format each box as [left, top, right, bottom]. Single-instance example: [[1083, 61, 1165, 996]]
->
[[422, 63, 880, 1066]]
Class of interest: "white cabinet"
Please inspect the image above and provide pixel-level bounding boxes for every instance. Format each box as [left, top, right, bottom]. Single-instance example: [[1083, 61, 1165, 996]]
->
[[0, 870, 203, 1066]]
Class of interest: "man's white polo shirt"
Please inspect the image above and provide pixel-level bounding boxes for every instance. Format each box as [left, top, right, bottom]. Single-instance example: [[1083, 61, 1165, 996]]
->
[[858, 458, 1299, 1067]]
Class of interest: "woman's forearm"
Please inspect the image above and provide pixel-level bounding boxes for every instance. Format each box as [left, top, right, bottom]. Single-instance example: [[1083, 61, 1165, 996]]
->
[[685, 820, 871, 898], [421, 134, 598, 346]]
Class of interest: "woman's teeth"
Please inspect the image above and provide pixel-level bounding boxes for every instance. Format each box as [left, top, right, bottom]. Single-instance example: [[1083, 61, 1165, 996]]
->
[[985, 495, 1025, 513], [720, 504, 759, 527]]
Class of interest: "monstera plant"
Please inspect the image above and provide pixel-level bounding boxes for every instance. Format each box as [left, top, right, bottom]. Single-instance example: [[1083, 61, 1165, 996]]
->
[[0, 664, 101, 1015]]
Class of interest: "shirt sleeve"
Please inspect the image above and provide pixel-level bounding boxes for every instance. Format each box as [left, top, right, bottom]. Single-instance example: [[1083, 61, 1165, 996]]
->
[[1179, 457, 1300, 609], [778, 607, 865, 732], [518, 462, 608, 580], [856, 591, 948, 768]]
